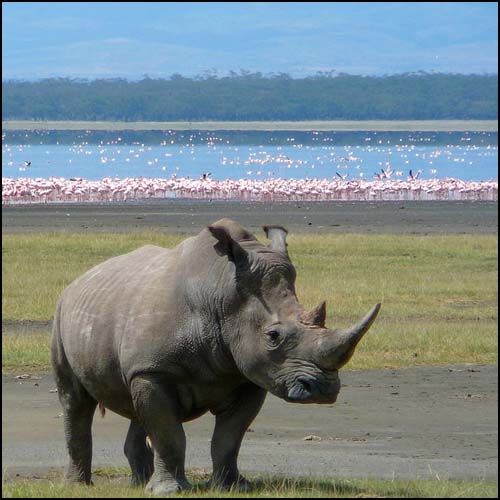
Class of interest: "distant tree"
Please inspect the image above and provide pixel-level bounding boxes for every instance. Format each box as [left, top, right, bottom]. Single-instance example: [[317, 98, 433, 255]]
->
[[1, 73, 497, 121]]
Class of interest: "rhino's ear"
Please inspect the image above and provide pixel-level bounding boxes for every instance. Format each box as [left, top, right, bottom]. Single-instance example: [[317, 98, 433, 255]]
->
[[263, 225, 289, 256], [208, 225, 247, 262]]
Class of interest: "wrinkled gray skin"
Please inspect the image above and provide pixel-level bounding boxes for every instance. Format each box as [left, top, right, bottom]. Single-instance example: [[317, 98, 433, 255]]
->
[[51, 218, 380, 494]]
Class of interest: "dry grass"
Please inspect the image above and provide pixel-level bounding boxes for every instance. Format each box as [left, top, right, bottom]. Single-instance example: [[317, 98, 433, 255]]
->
[[2, 232, 497, 371], [2, 468, 497, 498]]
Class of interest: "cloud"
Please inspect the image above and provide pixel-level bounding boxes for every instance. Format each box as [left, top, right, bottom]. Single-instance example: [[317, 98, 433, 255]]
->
[[102, 38, 133, 45]]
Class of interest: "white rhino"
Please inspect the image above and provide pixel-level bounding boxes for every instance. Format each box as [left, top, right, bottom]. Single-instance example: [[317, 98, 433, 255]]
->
[[51, 218, 380, 494]]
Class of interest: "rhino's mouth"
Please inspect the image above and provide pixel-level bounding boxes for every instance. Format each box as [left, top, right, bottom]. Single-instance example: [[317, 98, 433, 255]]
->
[[284, 375, 340, 404], [286, 377, 316, 402], [271, 360, 341, 404]]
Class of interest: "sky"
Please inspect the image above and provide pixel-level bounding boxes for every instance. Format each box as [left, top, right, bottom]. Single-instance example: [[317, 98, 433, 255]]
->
[[2, 2, 498, 80]]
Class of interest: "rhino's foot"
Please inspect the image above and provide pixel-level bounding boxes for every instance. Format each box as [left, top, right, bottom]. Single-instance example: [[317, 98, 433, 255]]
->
[[207, 474, 254, 492], [65, 478, 94, 486], [130, 474, 150, 488], [130, 465, 154, 487], [145, 477, 191, 495], [64, 471, 93, 486]]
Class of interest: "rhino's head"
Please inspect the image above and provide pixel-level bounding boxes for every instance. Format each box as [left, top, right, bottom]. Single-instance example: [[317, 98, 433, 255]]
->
[[207, 219, 380, 405]]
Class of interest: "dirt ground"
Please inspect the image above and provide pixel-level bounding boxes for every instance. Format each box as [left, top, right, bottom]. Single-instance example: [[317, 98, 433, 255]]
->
[[2, 200, 498, 234], [2, 365, 497, 482], [2, 200, 498, 484]]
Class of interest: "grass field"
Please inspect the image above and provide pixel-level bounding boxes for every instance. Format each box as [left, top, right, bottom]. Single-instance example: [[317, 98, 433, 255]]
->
[[2, 119, 499, 132], [2, 232, 497, 371], [2, 468, 498, 498]]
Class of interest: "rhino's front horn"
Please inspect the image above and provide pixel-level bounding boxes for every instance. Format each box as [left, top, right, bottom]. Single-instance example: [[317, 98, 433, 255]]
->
[[319, 303, 381, 369]]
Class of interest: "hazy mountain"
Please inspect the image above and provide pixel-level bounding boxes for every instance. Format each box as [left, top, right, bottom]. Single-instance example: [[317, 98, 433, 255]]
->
[[2, 2, 498, 80]]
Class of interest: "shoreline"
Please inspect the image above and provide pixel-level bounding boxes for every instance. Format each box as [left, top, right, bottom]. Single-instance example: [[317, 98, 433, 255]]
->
[[3, 119, 499, 132]]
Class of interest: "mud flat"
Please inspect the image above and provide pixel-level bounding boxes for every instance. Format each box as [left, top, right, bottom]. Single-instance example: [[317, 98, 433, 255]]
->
[[2, 365, 497, 481], [2, 200, 498, 234]]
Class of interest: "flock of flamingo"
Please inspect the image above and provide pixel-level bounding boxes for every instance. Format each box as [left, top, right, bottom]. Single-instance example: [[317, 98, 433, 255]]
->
[[2, 175, 497, 204]]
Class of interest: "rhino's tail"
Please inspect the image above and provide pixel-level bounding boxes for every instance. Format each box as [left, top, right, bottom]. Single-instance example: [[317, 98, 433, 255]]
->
[[98, 402, 106, 418]]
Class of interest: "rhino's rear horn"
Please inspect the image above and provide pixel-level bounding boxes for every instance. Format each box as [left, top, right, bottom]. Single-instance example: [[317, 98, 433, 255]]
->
[[300, 301, 327, 328], [263, 225, 289, 255]]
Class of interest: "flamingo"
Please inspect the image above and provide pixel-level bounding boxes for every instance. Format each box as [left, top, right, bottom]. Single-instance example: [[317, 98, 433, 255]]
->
[[1, 176, 498, 204]]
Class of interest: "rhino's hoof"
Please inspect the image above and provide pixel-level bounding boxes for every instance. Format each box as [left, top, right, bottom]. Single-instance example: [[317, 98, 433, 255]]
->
[[64, 475, 93, 486], [145, 478, 190, 495], [208, 475, 254, 492], [233, 477, 254, 492], [130, 468, 154, 487]]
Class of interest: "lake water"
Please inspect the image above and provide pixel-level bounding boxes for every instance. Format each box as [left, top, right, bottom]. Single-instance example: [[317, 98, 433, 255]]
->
[[2, 130, 498, 182]]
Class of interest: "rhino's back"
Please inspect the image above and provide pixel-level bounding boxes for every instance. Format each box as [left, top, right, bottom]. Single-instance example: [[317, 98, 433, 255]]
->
[[60, 244, 172, 324], [67, 243, 168, 288]]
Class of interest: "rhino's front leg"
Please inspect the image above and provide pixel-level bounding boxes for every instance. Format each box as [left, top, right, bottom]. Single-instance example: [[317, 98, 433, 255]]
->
[[130, 374, 191, 495], [209, 383, 267, 491]]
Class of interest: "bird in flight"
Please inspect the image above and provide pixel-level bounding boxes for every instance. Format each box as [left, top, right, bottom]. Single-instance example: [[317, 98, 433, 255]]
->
[[408, 169, 422, 180]]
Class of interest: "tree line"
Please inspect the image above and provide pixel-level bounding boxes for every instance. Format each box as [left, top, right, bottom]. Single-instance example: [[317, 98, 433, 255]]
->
[[2, 72, 498, 121]]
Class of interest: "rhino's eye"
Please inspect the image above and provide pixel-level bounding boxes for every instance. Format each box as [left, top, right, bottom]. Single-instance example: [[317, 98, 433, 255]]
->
[[266, 330, 280, 341]]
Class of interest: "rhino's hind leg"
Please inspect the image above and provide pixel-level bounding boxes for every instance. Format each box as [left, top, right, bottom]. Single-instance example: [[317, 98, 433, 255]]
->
[[209, 383, 267, 491], [52, 336, 97, 484], [124, 420, 154, 486], [130, 374, 191, 495], [59, 386, 97, 484]]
